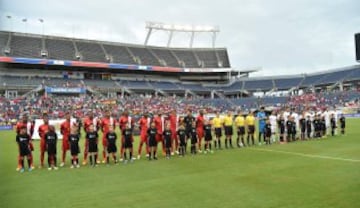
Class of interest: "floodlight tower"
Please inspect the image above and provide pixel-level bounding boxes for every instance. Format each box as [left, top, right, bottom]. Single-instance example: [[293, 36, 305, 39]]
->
[[144, 22, 220, 48]]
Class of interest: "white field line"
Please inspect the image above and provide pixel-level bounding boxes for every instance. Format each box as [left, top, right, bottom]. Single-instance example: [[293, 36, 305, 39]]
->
[[251, 148, 360, 163]]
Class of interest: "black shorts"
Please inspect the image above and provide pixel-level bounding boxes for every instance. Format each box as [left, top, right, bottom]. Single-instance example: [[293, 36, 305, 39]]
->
[[279, 127, 285, 134], [148, 138, 157, 147], [191, 136, 197, 144], [47, 144, 57, 155], [107, 143, 117, 153], [164, 138, 172, 148], [237, 126, 245, 135], [248, 125, 255, 134], [265, 132, 271, 138], [88, 142, 98, 153], [301, 128, 306, 133], [19, 146, 30, 156], [124, 139, 132, 149], [179, 138, 186, 146], [224, 126, 233, 136], [214, 128, 222, 137], [70, 144, 80, 155], [205, 134, 212, 141], [185, 129, 192, 139]]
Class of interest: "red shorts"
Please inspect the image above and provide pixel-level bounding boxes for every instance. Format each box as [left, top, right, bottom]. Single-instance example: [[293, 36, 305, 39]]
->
[[102, 137, 107, 147], [40, 140, 46, 152], [171, 130, 177, 140], [62, 139, 70, 151], [140, 133, 147, 142], [156, 134, 163, 142], [197, 128, 204, 139], [29, 142, 34, 151]]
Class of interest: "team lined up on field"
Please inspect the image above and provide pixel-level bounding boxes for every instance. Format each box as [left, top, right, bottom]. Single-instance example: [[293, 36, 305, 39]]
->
[[15, 107, 346, 172]]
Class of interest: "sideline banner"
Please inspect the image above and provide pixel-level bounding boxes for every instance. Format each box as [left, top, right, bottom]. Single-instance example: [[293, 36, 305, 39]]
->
[[32, 118, 76, 140], [0, 125, 13, 131]]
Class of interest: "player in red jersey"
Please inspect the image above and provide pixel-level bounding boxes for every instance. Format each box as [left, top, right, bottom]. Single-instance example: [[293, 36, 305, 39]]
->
[[100, 110, 115, 163], [60, 112, 71, 167], [82, 111, 100, 165], [137, 113, 150, 159], [196, 110, 206, 152], [119, 111, 134, 161], [168, 110, 178, 155], [153, 112, 165, 155], [15, 114, 35, 170], [38, 113, 50, 168]]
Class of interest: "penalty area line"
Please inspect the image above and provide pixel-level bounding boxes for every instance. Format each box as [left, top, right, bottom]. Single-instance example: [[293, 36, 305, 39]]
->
[[251, 148, 360, 163]]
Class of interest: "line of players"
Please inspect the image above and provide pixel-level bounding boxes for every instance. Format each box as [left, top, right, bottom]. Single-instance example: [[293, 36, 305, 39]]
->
[[15, 107, 346, 172]]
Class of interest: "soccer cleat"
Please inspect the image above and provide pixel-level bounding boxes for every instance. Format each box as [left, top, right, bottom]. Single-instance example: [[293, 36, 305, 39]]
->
[[16, 167, 21, 171], [198, 149, 202, 153], [175, 151, 179, 155], [76, 164, 80, 168], [53, 166, 58, 170], [70, 165, 74, 169], [82, 160, 87, 165], [28, 167, 33, 172], [171, 152, 175, 156], [137, 155, 141, 160], [96, 160, 100, 164], [210, 150, 214, 154], [60, 162, 65, 167], [119, 158, 124, 162], [101, 160, 106, 164], [48, 167, 52, 171], [124, 160, 128, 164], [20, 168, 25, 173], [31, 165, 35, 170], [38, 165, 44, 169], [153, 157, 158, 160]]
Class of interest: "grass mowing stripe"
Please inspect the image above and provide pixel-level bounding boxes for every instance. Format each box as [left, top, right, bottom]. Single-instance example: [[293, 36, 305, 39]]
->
[[251, 148, 360, 163]]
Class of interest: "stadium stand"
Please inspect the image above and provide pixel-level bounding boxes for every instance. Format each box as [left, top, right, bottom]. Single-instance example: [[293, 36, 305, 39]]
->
[[10, 35, 42, 58], [102, 44, 137, 65], [45, 38, 76, 60], [75, 41, 106, 62]]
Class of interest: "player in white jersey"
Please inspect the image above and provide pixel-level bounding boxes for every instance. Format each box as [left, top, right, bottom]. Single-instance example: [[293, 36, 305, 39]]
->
[[269, 111, 278, 143]]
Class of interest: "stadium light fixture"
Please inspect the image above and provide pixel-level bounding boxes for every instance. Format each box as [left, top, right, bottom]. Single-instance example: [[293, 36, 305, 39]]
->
[[144, 21, 220, 48]]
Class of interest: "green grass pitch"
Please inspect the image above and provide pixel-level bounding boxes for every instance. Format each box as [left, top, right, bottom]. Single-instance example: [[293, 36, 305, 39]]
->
[[1, 119, 359, 208]]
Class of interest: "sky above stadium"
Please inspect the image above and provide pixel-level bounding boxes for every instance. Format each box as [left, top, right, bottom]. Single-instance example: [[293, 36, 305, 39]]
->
[[0, 0, 359, 76]]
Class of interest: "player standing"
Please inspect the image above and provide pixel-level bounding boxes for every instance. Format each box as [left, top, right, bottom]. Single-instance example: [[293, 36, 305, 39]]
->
[[138, 113, 150, 159], [119, 111, 134, 161], [196, 110, 205, 153], [16, 126, 32, 173], [147, 122, 158, 160], [69, 127, 80, 168], [278, 113, 286, 143], [257, 107, 266, 145], [183, 110, 195, 152], [177, 123, 187, 156], [45, 125, 58, 170], [245, 111, 256, 146], [212, 111, 223, 149], [106, 126, 118, 164], [163, 123, 172, 159], [15, 114, 34, 171], [339, 114, 346, 135], [269, 111, 278, 143], [168, 110, 179, 155], [38, 113, 50, 168], [101, 110, 115, 163], [123, 124, 134, 163], [60, 112, 71, 167], [86, 124, 99, 167], [234, 111, 245, 147], [203, 120, 213, 153], [223, 111, 234, 148], [153, 112, 165, 155], [82, 111, 100, 165]]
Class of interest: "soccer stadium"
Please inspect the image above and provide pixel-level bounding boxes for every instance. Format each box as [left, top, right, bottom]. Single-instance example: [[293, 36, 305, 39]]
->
[[1, 1, 360, 208]]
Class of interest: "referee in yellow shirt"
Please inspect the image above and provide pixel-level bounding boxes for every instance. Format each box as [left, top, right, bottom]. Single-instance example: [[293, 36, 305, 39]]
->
[[223, 111, 234, 148], [234, 111, 246, 147], [212, 111, 223, 149], [245, 111, 256, 146]]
